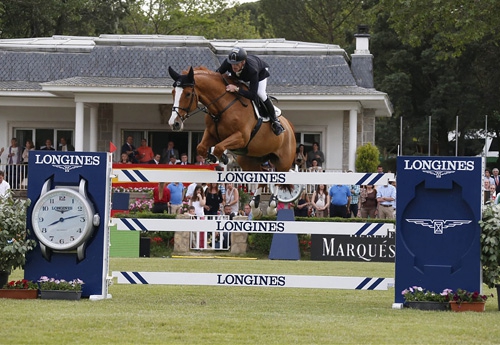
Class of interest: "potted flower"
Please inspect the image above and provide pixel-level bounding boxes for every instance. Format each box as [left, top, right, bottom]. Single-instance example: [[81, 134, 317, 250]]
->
[[401, 286, 452, 311], [446, 288, 492, 312], [0, 279, 38, 299], [38, 276, 84, 300], [479, 204, 500, 310], [0, 194, 37, 287]]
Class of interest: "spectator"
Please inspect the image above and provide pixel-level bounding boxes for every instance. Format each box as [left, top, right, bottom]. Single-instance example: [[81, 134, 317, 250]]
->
[[184, 182, 197, 201], [137, 138, 154, 163], [195, 154, 206, 165], [121, 136, 138, 163], [311, 184, 329, 218], [349, 175, 360, 218], [242, 203, 253, 220], [40, 139, 55, 150], [22, 140, 35, 163], [308, 159, 323, 172], [0, 170, 11, 197], [167, 182, 184, 214], [152, 182, 171, 214], [224, 183, 239, 215], [161, 141, 179, 164], [204, 183, 223, 216], [328, 184, 351, 218], [118, 153, 132, 164], [0, 147, 4, 163], [58, 137, 74, 151], [294, 190, 311, 217], [376, 182, 396, 219], [295, 144, 307, 171], [306, 142, 324, 168], [492, 168, 500, 193], [360, 185, 378, 219], [484, 168, 495, 186], [189, 184, 206, 217], [377, 165, 384, 173], [148, 153, 161, 165], [177, 153, 189, 165], [7, 138, 21, 189], [168, 155, 178, 165]]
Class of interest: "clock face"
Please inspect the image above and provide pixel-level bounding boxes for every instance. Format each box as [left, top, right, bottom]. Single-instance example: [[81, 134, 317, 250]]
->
[[32, 188, 95, 251], [272, 184, 304, 203]]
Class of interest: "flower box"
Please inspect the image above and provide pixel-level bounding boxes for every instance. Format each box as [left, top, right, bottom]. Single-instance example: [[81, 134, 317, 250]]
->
[[405, 301, 450, 311], [449, 301, 485, 312], [0, 289, 38, 299], [40, 290, 82, 300]]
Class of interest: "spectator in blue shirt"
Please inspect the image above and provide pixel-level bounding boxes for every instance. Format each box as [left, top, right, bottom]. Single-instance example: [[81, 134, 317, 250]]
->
[[167, 182, 184, 214], [329, 184, 351, 218]]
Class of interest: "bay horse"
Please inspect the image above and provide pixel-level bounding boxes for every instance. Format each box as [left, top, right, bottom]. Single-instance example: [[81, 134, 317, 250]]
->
[[168, 66, 296, 217]]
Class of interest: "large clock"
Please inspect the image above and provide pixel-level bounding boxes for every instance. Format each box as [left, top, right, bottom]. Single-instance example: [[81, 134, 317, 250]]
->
[[31, 178, 100, 261], [270, 184, 304, 203]]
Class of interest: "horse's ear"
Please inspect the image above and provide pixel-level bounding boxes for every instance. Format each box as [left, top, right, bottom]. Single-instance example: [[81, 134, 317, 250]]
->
[[168, 66, 180, 81], [187, 67, 194, 84]]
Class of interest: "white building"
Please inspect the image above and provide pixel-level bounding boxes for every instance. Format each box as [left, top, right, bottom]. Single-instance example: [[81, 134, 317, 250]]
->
[[0, 30, 392, 174]]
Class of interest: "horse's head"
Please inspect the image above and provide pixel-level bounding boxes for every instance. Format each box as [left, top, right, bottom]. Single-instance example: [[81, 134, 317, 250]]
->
[[168, 66, 198, 131]]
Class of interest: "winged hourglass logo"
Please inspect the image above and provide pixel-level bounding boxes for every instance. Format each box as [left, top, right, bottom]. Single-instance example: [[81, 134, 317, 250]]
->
[[405, 219, 472, 235]]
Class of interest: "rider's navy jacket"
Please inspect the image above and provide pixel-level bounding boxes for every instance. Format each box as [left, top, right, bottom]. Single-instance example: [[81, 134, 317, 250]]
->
[[217, 55, 270, 102]]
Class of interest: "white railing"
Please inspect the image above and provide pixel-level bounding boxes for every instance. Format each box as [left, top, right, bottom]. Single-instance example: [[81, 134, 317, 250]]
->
[[0, 163, 28, 191], [189, 214, 231, 251]]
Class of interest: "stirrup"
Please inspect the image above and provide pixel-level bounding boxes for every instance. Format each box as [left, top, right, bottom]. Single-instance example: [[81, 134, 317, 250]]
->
[[272, 122, 285, 135]]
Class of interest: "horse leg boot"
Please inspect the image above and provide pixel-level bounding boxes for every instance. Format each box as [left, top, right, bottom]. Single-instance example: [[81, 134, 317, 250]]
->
[[264, 98, 284, 136]]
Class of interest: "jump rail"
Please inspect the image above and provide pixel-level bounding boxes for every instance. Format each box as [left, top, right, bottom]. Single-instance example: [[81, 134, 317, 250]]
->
[[113, 169, 395, 186]]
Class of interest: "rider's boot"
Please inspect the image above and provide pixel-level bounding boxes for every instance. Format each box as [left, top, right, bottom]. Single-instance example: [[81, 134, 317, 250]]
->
[[264, 98, 284, 136]]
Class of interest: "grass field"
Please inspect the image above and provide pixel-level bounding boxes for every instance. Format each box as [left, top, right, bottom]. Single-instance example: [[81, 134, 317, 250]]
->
[[2, 257, 500, 344]]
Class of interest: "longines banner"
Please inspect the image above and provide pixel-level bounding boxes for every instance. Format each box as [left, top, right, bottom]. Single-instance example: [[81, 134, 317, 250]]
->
[[394, 156, 482, 304], [310, 234, 395, 262]]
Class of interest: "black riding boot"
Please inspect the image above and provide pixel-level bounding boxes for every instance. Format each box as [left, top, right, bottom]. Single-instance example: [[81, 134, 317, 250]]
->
[[264, 98, 284, 136]]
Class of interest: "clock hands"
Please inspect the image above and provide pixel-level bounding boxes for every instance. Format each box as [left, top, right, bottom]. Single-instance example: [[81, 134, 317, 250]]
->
[[48, 214, 81, 226]]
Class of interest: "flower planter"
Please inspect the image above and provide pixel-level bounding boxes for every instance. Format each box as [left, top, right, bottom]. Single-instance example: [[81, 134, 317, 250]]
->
[[0, 289, 38, 299], [405, 301, 450, 311], [449, 301, 485, 312], [40, 290, 82, 300]]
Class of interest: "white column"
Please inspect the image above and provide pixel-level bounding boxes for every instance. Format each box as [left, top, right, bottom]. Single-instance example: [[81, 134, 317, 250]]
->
[[75, 102, 84, 151], [349, 109, 358, 171], [90, 106, 98, 152]]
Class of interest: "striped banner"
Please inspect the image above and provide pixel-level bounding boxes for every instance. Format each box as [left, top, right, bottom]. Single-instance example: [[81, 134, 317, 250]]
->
[[112, 271, 394, 290], [111, 218, 393, 236], [113, 169, 394, 186]]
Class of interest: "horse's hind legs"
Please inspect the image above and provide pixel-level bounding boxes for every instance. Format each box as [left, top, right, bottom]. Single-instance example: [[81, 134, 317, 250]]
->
[[250, 187, 263, 218]]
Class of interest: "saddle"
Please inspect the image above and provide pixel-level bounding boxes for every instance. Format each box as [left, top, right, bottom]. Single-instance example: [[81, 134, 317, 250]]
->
[[253, 98, 282, 123]]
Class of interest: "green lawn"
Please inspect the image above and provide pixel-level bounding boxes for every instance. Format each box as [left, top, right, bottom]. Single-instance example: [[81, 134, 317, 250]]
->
[[2, 258, 499, 344]]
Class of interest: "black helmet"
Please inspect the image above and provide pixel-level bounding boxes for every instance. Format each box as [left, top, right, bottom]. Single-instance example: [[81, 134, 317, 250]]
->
[[227, 47, 247, 65]]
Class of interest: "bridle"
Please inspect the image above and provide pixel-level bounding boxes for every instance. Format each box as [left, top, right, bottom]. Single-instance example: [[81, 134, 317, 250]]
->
[[172, 76, 247, 137]]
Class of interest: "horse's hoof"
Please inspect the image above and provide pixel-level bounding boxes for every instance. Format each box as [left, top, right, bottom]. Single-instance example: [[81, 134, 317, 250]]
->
[[206, 153, 218, 163], [220, 153, 229, 165], [266, 206, 277, 217], [251, 207, 263, 219], [250, 194, 261, 209]]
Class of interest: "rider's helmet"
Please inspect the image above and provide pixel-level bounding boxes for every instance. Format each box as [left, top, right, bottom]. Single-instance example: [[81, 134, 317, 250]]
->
[[227, 47, 247, 65]]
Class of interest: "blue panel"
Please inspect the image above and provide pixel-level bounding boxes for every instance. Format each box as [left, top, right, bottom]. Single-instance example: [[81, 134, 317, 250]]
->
[[24, 152, 108, 297], [269, 209, 300, 260], [394, 157, 482, 303]]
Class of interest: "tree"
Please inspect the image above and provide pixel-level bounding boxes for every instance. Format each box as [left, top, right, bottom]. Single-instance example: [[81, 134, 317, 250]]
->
[[259, 0, 375, 46], [379, 0, 500, 57], [355, 143, 380, 173]]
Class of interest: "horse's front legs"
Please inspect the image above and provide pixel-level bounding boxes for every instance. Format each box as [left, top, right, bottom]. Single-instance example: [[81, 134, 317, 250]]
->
[[250, 184, 264, 219], [197, 132, 217, 162], [266, 184, 279, 217], [212, 133, 245, 161]]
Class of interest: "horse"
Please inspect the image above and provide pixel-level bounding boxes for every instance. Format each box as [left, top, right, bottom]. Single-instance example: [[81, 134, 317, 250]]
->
[[167, 66, 296, 217]]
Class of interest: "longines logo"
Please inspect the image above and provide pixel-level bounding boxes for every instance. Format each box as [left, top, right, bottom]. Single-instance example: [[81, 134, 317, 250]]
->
[[34, 154, 100, 173], [217, 172, 286, 184], [406, 219, 472, 235], [403, 159, 474, 178]]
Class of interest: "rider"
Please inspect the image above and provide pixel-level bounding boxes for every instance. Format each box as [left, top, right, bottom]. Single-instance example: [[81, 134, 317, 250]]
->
[[216, 47, 285, 136]]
